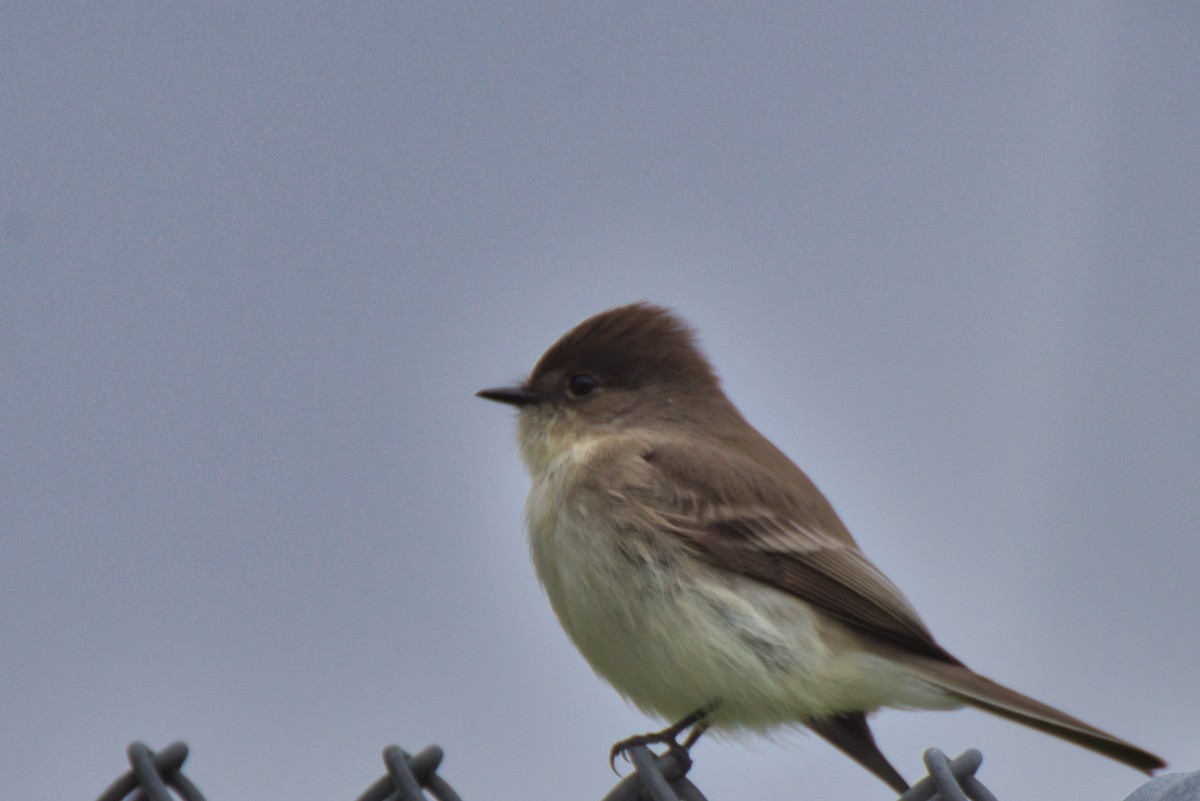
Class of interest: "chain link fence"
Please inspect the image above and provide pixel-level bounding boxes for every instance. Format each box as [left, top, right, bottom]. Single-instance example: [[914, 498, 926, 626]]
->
[[94, 739, 1192, 801]]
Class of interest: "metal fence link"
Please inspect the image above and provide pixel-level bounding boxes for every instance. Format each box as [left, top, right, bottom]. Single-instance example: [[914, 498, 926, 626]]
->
[[600, 745, 709, 801], [898, 749, 998, 801], [95, 741, 208, 801], [355, 746, 463, 801]]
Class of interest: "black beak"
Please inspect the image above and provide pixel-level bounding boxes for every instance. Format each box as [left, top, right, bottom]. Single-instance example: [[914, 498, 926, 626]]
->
[[476, 385, 543, 407]]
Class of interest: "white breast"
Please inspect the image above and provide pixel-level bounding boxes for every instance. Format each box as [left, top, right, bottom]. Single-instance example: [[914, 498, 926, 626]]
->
[[523, 441, 954, 729]]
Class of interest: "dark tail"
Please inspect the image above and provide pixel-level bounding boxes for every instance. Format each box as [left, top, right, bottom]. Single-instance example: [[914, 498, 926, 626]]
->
[[911, 658, 1165, 774], [810, 712, 909, 793]]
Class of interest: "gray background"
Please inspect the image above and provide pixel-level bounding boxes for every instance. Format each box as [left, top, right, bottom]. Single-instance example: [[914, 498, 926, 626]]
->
[[2, 4, 1197, 800]]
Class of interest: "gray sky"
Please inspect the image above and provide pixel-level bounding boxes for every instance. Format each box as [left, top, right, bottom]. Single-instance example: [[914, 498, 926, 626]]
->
[[2, 4, 1197, 800]]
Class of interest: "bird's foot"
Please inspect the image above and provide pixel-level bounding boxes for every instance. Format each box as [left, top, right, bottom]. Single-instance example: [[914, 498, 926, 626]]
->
[[608, 707, 712, 774]]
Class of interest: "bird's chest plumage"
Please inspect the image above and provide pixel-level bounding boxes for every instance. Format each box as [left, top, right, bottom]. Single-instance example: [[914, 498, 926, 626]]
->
[[525, 457, 676, 656], [521, 446, 834, 722]]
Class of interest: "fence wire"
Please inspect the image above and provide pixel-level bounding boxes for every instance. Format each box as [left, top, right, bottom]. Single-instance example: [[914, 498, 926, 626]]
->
[[94, 738, 1178, 801], [96, 742, 208, 801]]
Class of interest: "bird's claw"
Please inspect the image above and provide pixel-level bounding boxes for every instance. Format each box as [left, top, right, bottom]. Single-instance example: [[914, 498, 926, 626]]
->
[[608, 708, 712, 774], [609, 732, 694, 774]]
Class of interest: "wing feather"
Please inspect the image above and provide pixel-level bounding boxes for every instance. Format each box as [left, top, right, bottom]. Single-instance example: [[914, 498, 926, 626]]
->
[[632, 439, 961, 664]]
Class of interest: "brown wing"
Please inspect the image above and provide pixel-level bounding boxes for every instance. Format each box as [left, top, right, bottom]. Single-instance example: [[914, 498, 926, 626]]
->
[[613, 438, 1166, 774], [634, 439, 962, 665]]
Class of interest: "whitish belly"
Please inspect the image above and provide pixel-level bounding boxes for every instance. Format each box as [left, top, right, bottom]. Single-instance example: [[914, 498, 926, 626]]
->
[[526, 485, 951, 728]]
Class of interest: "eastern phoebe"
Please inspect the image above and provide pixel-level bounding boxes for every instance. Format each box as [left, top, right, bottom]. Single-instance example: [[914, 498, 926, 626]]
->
[[477, 302, 1164, 792]]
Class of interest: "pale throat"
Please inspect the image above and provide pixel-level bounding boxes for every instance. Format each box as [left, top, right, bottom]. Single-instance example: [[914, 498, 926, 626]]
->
[[517, 409, 606, 478]]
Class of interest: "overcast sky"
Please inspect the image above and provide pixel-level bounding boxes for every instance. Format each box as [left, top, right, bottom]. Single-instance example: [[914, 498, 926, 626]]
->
[[2, 4, 1197, 801]]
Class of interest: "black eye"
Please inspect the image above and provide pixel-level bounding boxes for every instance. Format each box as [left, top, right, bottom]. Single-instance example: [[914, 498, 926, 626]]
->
[[567, 373, 599, 398]]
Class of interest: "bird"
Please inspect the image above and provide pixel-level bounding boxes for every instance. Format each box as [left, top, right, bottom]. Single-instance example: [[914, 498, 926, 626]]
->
[[476, 302, 1164, 792]]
